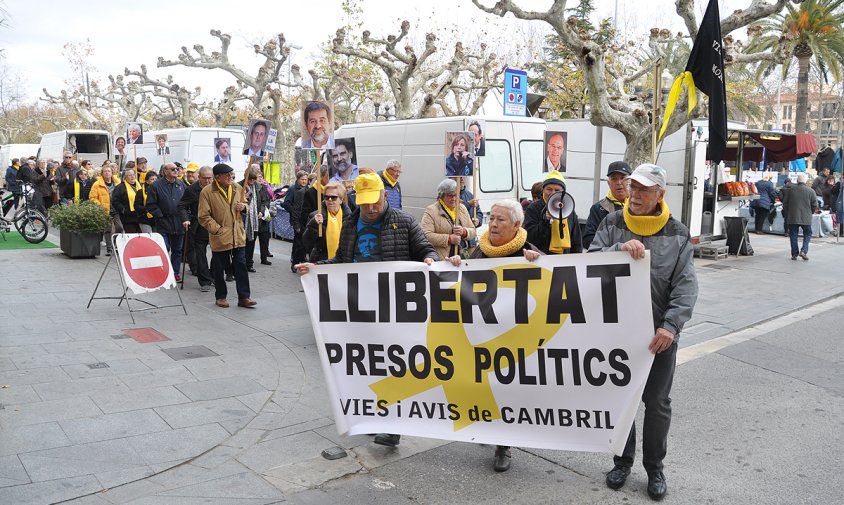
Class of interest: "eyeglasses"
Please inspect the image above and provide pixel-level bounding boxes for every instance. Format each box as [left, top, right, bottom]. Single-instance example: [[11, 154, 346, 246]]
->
[[324, 195, 340, 201], [63, 156, 72, 159], [627, 184, 660, 195]]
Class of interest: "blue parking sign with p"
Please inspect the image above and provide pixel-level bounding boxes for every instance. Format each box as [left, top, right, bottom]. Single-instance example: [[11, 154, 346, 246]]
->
[[504, 68, 528, 117]]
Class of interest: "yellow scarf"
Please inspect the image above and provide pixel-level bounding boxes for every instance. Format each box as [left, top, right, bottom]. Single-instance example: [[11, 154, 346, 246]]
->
[[215, 180, 232, 203], [125, 181, 140, 212], [326, 207, 343, 259], [73, 179, 81, 203], [606, 190, 624, 206], [478, 228, 527, 258], [313, 180, 325, 193], [138, 171, 147, 184], [439, 199, 457, 223], [623, 199, 671, 236], [543, 193, 571, 254], [382, 171, 398, 187]]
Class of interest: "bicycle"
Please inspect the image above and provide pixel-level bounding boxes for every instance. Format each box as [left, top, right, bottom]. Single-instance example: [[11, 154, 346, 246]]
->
[[0, 183, 49, 244]]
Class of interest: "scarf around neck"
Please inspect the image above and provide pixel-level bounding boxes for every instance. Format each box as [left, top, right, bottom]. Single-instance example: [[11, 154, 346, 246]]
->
[[326, 206, 343, 259], [606, 190, 624, 206], [382, 171, 398, 187], [623, 199, 670, 236], [439, 199, 457, 223], [124, 181, 141, 212], [215, 180, 232, 203], [479, 227, 527, 257]]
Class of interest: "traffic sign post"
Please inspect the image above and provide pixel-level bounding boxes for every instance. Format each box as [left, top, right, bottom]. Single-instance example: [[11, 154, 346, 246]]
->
[[504, 68, 528, 117], [87, 233, 187, 324]]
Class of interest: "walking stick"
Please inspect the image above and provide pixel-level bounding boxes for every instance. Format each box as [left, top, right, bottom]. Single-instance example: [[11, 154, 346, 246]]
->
[[180, 229, 189, 290]]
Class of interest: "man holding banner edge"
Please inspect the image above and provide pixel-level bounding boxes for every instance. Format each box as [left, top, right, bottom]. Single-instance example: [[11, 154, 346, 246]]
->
[[589, 164, 698, 500]]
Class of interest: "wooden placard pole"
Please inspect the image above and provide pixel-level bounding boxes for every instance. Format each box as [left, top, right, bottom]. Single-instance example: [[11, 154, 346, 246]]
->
[[317, 150, 323, 238], [473, 159, 480, 221], [242, 156, 254, 204], [651, 59, 662, 165], [133, 145, 138, 167]]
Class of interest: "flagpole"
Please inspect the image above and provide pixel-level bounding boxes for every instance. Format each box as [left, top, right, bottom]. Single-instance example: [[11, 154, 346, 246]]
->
[[652, 59, 663, 164]]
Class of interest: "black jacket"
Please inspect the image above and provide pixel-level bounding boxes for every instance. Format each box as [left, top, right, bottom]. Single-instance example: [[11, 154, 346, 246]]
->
[[523, 198, 583, 254], [111, 181, 143, 226], [583, 197, 623, 250], [321, 205, 438, 264], [303, 204, 351, 262], [297, 185, 320, 232], [178, 181, 209, 241], [146, 177, 187, 234]]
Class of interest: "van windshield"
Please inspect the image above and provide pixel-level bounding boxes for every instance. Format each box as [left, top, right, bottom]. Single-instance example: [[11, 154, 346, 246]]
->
[[71, 134, 110, 154]]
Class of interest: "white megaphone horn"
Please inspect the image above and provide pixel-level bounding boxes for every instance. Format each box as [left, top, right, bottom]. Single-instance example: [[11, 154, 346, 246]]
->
[[546, 191, 575, 220]]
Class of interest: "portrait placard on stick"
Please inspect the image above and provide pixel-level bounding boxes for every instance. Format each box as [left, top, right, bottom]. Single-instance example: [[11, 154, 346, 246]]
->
[[299, 100, 335, 150], [214, 137, 232, 163], [126, 122, 144, 145], [155, 134, 169, 156], [465, 119, 486, 157], [445, 131, 475, 178], [544, 131, 568, 173], [329, 138, 359, 182], [243, 119, 272, 157]]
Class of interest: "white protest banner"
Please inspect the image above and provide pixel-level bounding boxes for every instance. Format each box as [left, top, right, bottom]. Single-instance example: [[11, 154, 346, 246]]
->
[[300, 252, 655, 454]]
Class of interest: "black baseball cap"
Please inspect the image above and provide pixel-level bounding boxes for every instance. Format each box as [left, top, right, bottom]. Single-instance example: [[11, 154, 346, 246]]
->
[[607, 161, 632, 176]]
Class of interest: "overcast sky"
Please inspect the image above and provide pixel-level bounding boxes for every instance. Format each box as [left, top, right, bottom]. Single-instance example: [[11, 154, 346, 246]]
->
[[1, 0, 750, 103]]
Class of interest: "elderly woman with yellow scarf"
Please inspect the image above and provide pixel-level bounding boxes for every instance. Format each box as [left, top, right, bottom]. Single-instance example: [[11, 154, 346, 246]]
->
[[421, 178, 477, 260], [523, 170, 583, 255], [303, 181, 350, 262], [445, 199, 542, 473]]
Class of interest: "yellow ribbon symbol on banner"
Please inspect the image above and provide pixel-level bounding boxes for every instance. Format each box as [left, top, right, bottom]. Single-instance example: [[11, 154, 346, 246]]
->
[[369, 264, 569, 431]]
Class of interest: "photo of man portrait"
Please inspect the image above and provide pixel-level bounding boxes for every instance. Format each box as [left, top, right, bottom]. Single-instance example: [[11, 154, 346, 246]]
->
[[126, 123, 144, 145], [444, 131, 475, 178], [299, 101, 335, 150], [466, 119, 486, 157], [156, 134, 170, 155], [243, 120, 271, 157], [214, 138, 232, 163], [329, 138, 358, 182], [545, 131, 567, 172]]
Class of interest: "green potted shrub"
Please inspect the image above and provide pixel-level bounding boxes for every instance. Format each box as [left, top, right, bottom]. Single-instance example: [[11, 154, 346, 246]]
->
[[49, 201, 109, 258]]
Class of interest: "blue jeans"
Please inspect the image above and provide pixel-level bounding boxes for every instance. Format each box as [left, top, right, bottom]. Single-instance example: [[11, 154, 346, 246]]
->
[[788, 224, 812, 257], [614, 342, 677, 473], [160, 232, 185, 275]]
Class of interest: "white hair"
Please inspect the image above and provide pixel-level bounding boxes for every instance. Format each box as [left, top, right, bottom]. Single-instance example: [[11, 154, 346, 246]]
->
[[436, 178, 458, 199], [491, 200, 523, 225], [797, 173, 808, 184], [386, 159, 401, 169]]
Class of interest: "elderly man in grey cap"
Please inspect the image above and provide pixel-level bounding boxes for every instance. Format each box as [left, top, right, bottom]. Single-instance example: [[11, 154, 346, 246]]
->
[[589, 163, 698, 501], [583, 160, 631, 249]]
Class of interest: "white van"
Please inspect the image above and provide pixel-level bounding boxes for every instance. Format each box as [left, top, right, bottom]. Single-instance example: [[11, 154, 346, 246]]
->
[[335, 116, 546, 222], [38, 130, 111, 166], [0, 144, 39, 187], [135, 127, 248, 180]]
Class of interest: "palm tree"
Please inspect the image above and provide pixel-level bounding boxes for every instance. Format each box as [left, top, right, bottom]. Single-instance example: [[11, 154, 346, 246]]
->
[[749, 0, 844, 133]]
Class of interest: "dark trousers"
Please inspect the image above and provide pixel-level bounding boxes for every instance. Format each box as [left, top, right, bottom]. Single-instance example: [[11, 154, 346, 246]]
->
[[753, 207, 770, 233], [788, 224, 812, 257], [186, 232, 196, 274], [160, 232, 185, 275], [194, 237, 212, 287], [291, 231, 307, 265], [614, 342, 677, 473], [246, 230, 271, 267], [211, 247, 250, 300], [122, 223, 141, 233]]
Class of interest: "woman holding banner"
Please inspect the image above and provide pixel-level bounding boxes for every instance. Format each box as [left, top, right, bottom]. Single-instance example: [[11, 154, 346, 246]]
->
[[446, 199, 542, 473]]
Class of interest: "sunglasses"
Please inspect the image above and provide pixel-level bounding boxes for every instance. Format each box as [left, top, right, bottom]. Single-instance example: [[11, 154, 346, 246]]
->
[[324, 195, 340, 201]]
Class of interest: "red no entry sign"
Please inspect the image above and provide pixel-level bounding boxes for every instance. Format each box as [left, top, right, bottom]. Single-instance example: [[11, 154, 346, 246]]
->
[[120, 235, 172, 291]]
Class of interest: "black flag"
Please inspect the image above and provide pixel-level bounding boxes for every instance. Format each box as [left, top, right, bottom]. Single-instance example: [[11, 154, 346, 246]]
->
[[659, 0, 727, 163]]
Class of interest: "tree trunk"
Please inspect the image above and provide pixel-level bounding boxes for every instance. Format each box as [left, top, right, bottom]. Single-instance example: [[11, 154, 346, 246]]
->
[[623, 130, 655, 168], [795, 53, 811, 133]]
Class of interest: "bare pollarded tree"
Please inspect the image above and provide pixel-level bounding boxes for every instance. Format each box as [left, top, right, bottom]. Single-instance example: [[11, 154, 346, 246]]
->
[[473, 0, 793, 166], [332, 20, 503, 119], [123, 65, 202, 127]]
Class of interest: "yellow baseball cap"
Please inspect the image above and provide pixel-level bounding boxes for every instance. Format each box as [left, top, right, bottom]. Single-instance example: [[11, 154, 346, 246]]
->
[[354, 172, 385, 205], [186, 162, 200, 172]]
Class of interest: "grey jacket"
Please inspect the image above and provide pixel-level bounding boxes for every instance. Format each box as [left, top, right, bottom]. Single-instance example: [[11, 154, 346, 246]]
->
[[782, 182, 818, 226], [588, 210, 698, 339]]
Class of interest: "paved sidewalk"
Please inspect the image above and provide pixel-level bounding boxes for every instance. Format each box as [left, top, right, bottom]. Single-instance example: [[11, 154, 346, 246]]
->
[[0, 231, 842, 504]]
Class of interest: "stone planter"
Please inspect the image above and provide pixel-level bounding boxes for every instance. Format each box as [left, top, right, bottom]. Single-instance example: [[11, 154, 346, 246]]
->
[[59, 228, 102, 258]]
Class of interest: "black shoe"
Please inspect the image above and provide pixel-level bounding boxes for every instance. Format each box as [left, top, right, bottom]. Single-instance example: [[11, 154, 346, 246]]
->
[[225, 274, 235, 282], [261, 259, 272, 265], [791, 256, 797, 260], [247, 266, 257, 273], [799, 251, 808, 261], [373, 433, 401, 447], [493, 445, 511, 472], [267, 253, 274, 258], [606, 465, 631, 490], [647, 471, 667, 501], [290, 264, 297, 273], [105, 250, 112, 256]]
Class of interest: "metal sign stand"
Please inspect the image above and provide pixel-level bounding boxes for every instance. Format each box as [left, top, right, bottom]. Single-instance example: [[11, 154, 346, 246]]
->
[[87, 234, 188, 324]]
